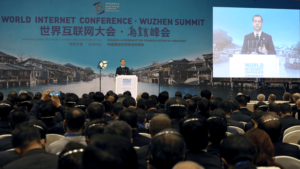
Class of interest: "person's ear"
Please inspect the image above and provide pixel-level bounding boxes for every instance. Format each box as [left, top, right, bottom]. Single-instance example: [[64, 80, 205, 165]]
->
[[86, 136, 90, 145], [221, 158, 228, 169], [131, 138, 133, 144], [40, 138, 46, 149]]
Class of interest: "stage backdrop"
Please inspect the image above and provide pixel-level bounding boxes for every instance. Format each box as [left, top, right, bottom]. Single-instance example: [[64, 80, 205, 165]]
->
[[0, 0, 299, 100]]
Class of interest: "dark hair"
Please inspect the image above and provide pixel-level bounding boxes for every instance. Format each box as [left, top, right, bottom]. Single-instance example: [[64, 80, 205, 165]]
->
[[186, 99, 197, 114], [218, 101, 232, 114], [207, 116, 227, 144], [102, 101, 112, 114], [283, 92, 290, 101], [148, 128, 186, 169], [65, 93, 79, 108], [104, 121, 132, 140], [83, 134, 138, 169], [141, 92, 149, 100], [175, 91, 182, 98], [120, 59, 125, 62], [39, 101, 58, 118], [221, 134, 255, 165], [229, 99, 240, 111], [183, 94, 192, 100], [179, 114, 208, 150], [145, 97, 157, 109], [93, 92, 104, 103], [258, 113, 281, 142], [211, 108, 227, 119], [9, 107, 29, 130], [136, 109, 146, 124], [268, 103, 279, 113], [252, 15, 263, 22], [82, 93, 89, 99], [235, 95, 247, 107], [268, 94, 276, 102], [197, 98, 210, 118], [0, 92, 3, 100], [209, 99, 220, 112], [87, 103, 105, 121], [34, 92, 42, 100], [255, 101, 267, 110], [65, 108, 86, 131], [251, 110, 264, 122], [165, 97, 188, 119], [85, 120, 107, 139], [279, 103, 291, 114], [27, 119, 47, 140], [200, 89, 211, 100], [122, 97, 136, 108], [137, 98, 146, 110], [215, 97, 223, 102], [119, 108, 138, 128], [0, 100, 13, 118], [112, 102, 124, 117], [89, 92, 95, 99], [158, 92, 169, 104], [123, 91, 132, 97], [245, 128, 283, 168], [58, 142, 85, 169], [7, 91, 18, 105]]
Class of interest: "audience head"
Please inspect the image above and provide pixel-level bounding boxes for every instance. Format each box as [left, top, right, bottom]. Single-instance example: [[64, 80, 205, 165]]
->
[[229, 99, 240, 112], [136, 93, 142, 101], [283, 92, 290, 101], [148, 128, 186, 169], [17, 93, 31, 108], [7, 91, 18, 105], [83, 134, 138, 169], [166, 97, 188, 120], [209, 99, 220, 113], [87, 102, 105, 121], [9, 107, 29, 130], [141, 92, 150, 100], [251, 110, 265, 127], [175, 91, 182, 98], [254, 101, 267, 110], [112, 102, 124, 119], [0, 91, 4, 100], [149, 114, 172, 138], [39, 101, 58, 119], [65, 93, 79, 108], [207, 116, 227, 145], [211, 108, 227, 119], [257, 94, 265, 102], [186, 99, 197, 114], [197, 97, 210, 118], [58, 142, 85, 169], [0, 100, 13, 118], [221, 134, 255, 168], [183, 94, 192, 100], [122, 96, 136, 108], [235, 95, 248, 107], [65, 108, 86, 132], [218, 101, 232, 115], [258, 113, 281, 143], [88, 92, 95, 100], [146, 97, 157, 110], [200, 89, 211, 100], [268, 103, 279, 115], [279, 103, 292, 117], [104, 120, 132, 141], [172, 161, 204, 169], [137, 98, 146, 110], [82, 93, 89, 99], [158, 91, 169, 104], [119, 108, 138, 128], [93, 92, 104, 103], [268, 94, 276, 103], [136, 109, 146, 125], [293, 93, 300, 103], [85, 120, 107, 144], [102, 100, 113, 114], [123, 91, 132, 97], [180, 114, 208, 150]]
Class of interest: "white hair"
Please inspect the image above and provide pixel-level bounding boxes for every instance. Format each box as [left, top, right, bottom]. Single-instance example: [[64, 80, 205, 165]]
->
[[257, 94, 265, 102], [19, 90, 27, 95]]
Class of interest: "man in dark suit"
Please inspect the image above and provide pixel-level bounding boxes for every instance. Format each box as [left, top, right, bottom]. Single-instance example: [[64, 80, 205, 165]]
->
[[258, 113, 300, 159], [229, 99, 251, 122], [241, 15, 276, 55], [116, 59, 130, 75], [235, 95, 252, 117], [218, 101, 244, 130], [279, 103, 300, 133]]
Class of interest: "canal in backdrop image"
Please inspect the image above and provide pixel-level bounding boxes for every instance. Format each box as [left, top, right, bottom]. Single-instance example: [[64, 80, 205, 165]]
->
[[0, 76, 291, 100]]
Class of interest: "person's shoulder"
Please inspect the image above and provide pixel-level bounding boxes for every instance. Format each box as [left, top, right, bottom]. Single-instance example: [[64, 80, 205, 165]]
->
[[261, 32, 272, 38]]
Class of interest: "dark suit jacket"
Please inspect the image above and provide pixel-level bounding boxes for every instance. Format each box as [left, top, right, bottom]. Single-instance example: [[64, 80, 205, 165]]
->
[[273, 141, 300, 159], [227, 117, 244, 130], [186, 149, 222, 169], [136, 145, 149, 169], [157, 104, 166, 114], [281, 115, 300, 133], [0, 136, 13, 152], [291, 105, 298, 118], [244, 121, 254, 132], [231, 111, 251, 122], [0, 118, 10, 135], [132, 130, 151, 147], [239, 108, 252, 117], [145, 109, 160, 122], [241, 31, 276, 55], [0, 150, 20, 167], [116, 66, 130, 75], [42, 119, 65, 135], [171, 119, 181, 132], [4, 148, 58, 169]]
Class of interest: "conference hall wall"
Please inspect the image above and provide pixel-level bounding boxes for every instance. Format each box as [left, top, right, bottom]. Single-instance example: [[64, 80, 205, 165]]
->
[[0, 0, 299, 100]]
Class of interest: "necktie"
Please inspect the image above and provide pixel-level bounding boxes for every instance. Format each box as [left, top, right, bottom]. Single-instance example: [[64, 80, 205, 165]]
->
[[256, 34, 259, 40]]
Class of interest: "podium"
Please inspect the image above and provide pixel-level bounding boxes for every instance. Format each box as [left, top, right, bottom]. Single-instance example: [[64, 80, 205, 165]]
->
[[114, 75, 138, 99]]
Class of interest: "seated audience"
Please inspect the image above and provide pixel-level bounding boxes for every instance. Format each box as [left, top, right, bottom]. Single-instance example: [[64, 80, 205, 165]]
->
[[119, 108, 151, 147], [244, 110, 264, 132], [137, 98, 146, 110], [279, 103, 300, 133], [141, 92, 150, 100], [123, 91, 132, 97], [184, 94, 193, 100], [180, 115, 221, 169], [112, 102, 124, 119], [93, 92, 104, 103], [218, 101, 244, 129], [86, 102, 105, 122], [257, 94, 265, 102], [268, 103, 279, 115], [268, 94, 276, 103], [4, 121, 58, 169], [123, 96, 137, 109], [84, 120, 107, 145], [58, 142, 85, 169], [258, 113, 300, 159], [48, 108, 87, 154], [209, 99, 219, 114], [104, 120, 132, 142], [197, 97, 210, 119], [147, 128, 186, 169], [254, 101, 267, 111], [136, 109, 148, 133], [166, 97, 188, 132], [82, 134, 138, 169], [0, 100, 13, 135], [102, 101, 114, 122], [200, 89, 211, 100], [64, 93, 79, 110], [245, 128, 283, 168], [186, 99, 197, 115], [157, 91, 169, 114], [235, 95, 252, 117], [145, 97, 160, 122], [211, 108, 239, 134], [230, 99, 251, 122], [175, 91, 182, 98], [283, 92, 290, 101]]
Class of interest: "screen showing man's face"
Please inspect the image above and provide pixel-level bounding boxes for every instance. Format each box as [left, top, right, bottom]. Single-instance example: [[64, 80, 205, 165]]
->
[[252, 16, 263, 32], [121, 60, 125, 66]]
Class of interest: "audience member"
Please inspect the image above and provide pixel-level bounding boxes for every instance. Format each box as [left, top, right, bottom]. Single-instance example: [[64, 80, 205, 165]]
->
[[136, 109, 148, 133], [235, 95, 252, 116], [145, 97, 160, 122], [244, 110, 264, 132], [112, 102, 123, 119], [257, 94, 265, 102], [102, 101, 114, 122], [137, 98, 146, 110], [209, 99, 219, 114], [123, 96, 136, 109], [104, 120, 132, 142], [186, 99, 197, 115], [258, 113, 300, 159], [93, 92, 104, 103], [230, 99, 251, 122], [58, 142, 85, 169], [172, 161, 204, 169], [197, 97, 210, 119], [279, 103, 300, 133], [268, 94, 276, 103], [48, 108, 87, 154], [283, 92, 290, 101], [157, 91, 169, 113], [141, 92, 150, 100], [218, 101, 244, 129], [84, 120, 107, 145], [123, 91, 132, 97], [147, 128, 186, 169], [200, 89, 211, 100], [119, 108, 151, 147], [268, 103, 279, 115], [0, 100, 13, 135], [184, 94, 193, 100], [166, 97, 188, 132], [254, 101, 267, 110], [175, 91, 182, 98], [86, 102, 105, 122], [211, 109, 239, 134]]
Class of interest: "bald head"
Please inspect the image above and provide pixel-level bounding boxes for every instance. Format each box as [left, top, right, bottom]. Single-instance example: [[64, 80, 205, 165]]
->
[[257, 94, 265, 102], [149, 114, 171, 137], [293, 93, 300, 103], [173, 161, 204, 169], [258, 113, 281, 142], [237, 92, 243, 96]]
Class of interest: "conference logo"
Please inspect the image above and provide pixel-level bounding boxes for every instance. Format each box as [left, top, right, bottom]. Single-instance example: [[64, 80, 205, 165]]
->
[[123, 79, 131, 86], [93, 2, 105, 15]]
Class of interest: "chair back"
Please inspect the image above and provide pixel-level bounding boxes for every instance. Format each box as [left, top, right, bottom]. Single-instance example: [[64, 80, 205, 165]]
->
[[282, 130, 300, 144], [283, 125, 300, 136], [228, 126, 245, 134], [275, 156, 300, 169], [0, 134, 12, 139], [139, 133, 151, 138], [45, 134, 64, 151], [296, 112, 298, 120]]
